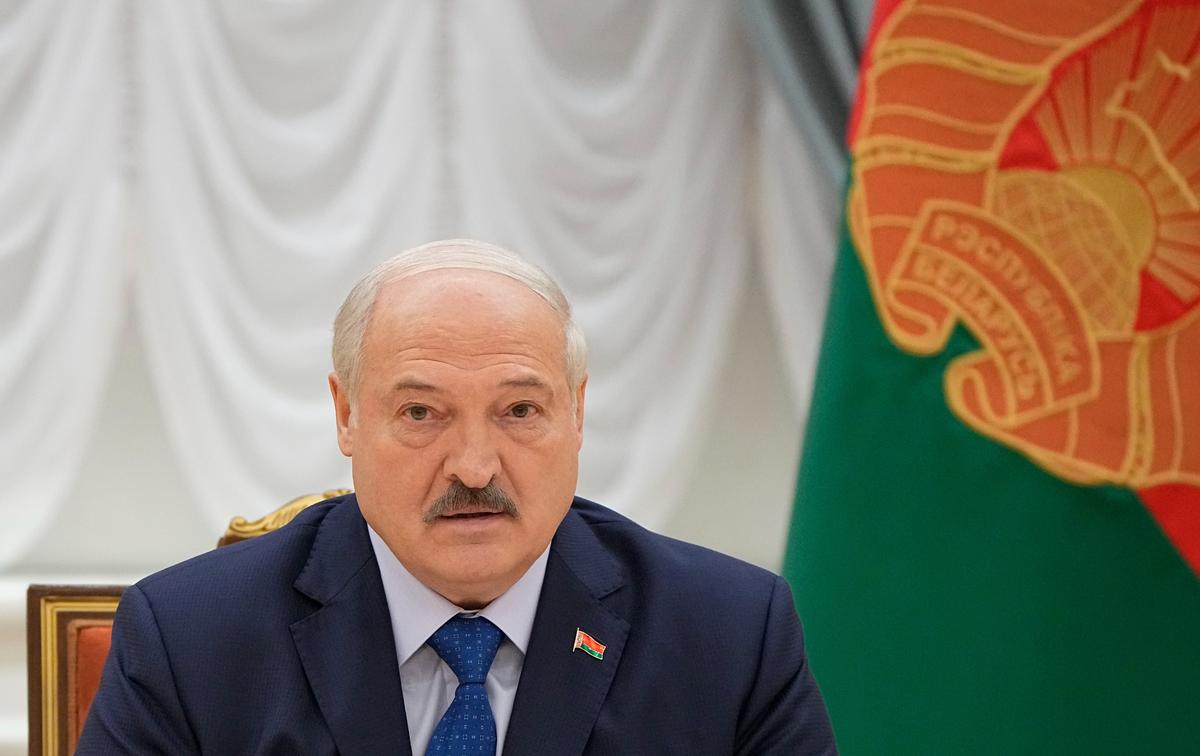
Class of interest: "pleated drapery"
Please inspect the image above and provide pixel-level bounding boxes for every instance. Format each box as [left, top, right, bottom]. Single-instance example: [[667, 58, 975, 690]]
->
[[0, 0, 842, 567], [0, 1, 127, 562]]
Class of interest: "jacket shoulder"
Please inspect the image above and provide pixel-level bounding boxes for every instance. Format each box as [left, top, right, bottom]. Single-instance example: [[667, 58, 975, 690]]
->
[[134, 499, 339, 616], [567, 496, 784, 607]]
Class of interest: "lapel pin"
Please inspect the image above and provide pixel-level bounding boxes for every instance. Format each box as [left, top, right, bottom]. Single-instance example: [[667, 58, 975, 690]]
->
[[572, 628, 606, 660]]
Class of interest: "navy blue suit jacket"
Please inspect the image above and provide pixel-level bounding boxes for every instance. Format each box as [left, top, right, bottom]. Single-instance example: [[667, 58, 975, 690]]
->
[[79, 494, 836, 754]]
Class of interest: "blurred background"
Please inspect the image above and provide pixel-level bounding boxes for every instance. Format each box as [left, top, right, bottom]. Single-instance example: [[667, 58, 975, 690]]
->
[[0, 1, 869, 750]]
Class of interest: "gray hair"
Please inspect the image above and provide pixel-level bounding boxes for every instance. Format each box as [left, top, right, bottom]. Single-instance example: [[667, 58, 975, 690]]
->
[[332, 238, 588, 401]]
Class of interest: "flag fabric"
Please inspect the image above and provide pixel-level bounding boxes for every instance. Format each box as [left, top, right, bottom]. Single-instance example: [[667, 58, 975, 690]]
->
[[785, 1, 1200, 753]]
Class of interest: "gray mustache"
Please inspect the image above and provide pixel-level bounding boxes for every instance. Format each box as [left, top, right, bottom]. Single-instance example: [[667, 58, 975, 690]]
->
[[424, 481, 519, 523]]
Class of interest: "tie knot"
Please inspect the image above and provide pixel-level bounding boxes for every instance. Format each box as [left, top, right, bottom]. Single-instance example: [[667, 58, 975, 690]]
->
[[427, 616, 503, 685]]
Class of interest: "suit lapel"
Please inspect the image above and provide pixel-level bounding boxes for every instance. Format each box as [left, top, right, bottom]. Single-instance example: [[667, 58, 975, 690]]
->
[[290, 496, 412, 756], [503, 506, 629, 756]]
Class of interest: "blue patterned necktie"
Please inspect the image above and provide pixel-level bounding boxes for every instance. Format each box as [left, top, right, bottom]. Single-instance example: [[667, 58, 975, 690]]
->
[[425, 615, 503, 756]]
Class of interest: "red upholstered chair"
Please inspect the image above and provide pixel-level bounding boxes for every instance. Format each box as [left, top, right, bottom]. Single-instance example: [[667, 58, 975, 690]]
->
[[26, 489, 350, 755], [26, 585, 124, 755]]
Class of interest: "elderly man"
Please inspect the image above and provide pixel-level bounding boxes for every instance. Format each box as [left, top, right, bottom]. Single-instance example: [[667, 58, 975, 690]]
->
[[79, 239, 836, 755]]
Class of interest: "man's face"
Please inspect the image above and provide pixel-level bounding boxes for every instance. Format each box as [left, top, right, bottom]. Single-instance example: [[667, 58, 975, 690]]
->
[[329, 269, 586, 608]]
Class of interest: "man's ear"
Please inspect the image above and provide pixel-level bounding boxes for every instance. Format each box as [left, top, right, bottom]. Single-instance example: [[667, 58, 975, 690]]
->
[[573, 375, 588, 438], [329, 372, 354, 457]]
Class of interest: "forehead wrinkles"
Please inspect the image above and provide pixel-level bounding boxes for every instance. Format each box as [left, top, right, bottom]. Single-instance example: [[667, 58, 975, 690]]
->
[[382, 316, 563, 366], [363, 271, 569, 379], [386, 350, 559, 380]]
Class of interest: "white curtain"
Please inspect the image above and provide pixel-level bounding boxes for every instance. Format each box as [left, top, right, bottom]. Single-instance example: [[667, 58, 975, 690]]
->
[[452, 2, 752, 523], [755, 72, 839, 418], [0, 0, 833, 565], [0, 1, 126, 566], [136, 0, 442, 524], [136, 0, 757, 530]]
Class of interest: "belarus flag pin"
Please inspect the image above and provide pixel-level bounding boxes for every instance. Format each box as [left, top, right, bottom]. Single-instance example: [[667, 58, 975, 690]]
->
[[572, 628, 606, 660]]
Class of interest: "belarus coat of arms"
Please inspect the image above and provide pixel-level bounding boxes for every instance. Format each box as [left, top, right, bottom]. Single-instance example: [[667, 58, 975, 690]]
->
[[848, 0, 1200, 567]]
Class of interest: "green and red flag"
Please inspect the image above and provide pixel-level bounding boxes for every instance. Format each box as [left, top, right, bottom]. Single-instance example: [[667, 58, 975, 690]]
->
[[785, 1, 1200, 753], [572, 628, 606, 660]]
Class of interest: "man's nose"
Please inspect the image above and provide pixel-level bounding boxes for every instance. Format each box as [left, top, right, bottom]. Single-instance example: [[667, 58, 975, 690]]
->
[[442, 420, 501, 489]]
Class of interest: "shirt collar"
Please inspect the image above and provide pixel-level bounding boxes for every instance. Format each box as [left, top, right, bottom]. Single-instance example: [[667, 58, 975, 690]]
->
[[367, 524, 549, 665]]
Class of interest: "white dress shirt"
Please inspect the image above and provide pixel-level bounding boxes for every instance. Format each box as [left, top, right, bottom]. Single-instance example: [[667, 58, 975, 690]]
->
[[368, 525, 549, 756]]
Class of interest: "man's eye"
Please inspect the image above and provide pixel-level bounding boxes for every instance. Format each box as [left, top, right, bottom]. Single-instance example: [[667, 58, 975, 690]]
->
[[510, 403, 536, 419], [405, 406, 430, 421]]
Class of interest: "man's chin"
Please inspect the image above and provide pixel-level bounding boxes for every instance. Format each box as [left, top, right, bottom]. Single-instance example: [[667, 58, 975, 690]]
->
[[428, 549, 528, 608]]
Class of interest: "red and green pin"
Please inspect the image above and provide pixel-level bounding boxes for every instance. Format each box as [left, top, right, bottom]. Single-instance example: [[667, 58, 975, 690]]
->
[[572, 628, 606, 660]]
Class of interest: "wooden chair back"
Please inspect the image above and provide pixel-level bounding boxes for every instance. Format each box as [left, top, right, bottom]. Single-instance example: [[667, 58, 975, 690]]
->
[[26, 489, 350, 755]]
